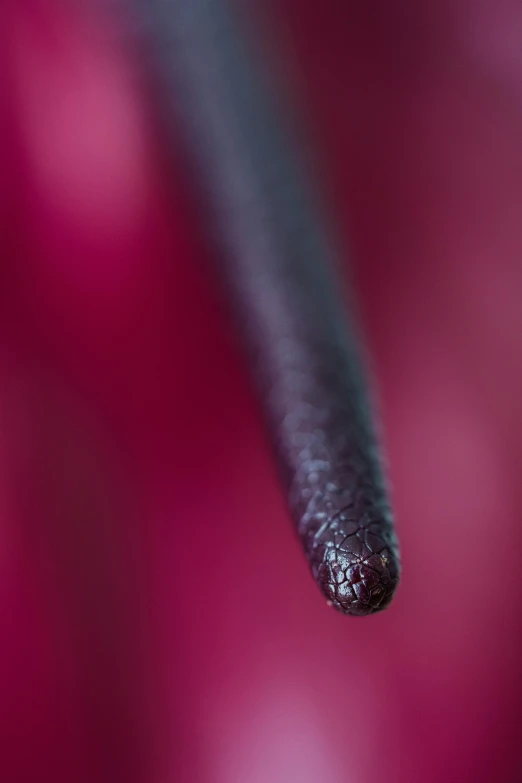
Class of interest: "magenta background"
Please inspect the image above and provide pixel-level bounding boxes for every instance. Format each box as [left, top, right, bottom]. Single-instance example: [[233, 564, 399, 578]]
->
[[2, 1, 522, 781]]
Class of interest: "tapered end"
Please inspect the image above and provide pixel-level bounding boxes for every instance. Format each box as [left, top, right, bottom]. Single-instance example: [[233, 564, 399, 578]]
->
[[320, 554, 399, 616], [306, 515, 400, 616]]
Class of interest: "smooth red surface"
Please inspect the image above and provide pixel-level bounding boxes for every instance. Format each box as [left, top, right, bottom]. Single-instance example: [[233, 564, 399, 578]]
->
[[2, 1, 522, 781]]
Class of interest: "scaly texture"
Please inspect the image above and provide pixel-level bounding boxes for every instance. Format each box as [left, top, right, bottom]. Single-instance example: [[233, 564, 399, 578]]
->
[[128, 0, 400, 614], [269, 333, 399, 616]]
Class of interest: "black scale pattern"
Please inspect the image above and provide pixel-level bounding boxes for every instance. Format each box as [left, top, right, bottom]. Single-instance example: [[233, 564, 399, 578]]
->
[[130, 0, 401, 614]]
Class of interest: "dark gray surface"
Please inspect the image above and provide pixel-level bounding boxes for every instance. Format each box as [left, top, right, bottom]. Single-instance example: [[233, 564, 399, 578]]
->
[[130, 0, 400, 614]]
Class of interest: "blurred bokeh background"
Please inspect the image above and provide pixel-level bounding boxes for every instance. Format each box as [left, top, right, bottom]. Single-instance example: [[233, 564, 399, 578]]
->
[[2, 1, 522, 781]]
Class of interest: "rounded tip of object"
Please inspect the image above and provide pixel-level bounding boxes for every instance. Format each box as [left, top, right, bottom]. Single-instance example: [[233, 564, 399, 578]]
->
[[323, 559, 399, 616], [313, 530, 400, 616]]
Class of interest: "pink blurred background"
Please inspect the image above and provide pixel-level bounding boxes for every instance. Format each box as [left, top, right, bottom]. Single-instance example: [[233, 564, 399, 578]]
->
[[2, 1, 522, 781]]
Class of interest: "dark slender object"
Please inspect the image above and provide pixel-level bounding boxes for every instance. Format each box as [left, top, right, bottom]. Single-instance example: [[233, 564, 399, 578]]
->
[[130, 0, 400, 614]]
